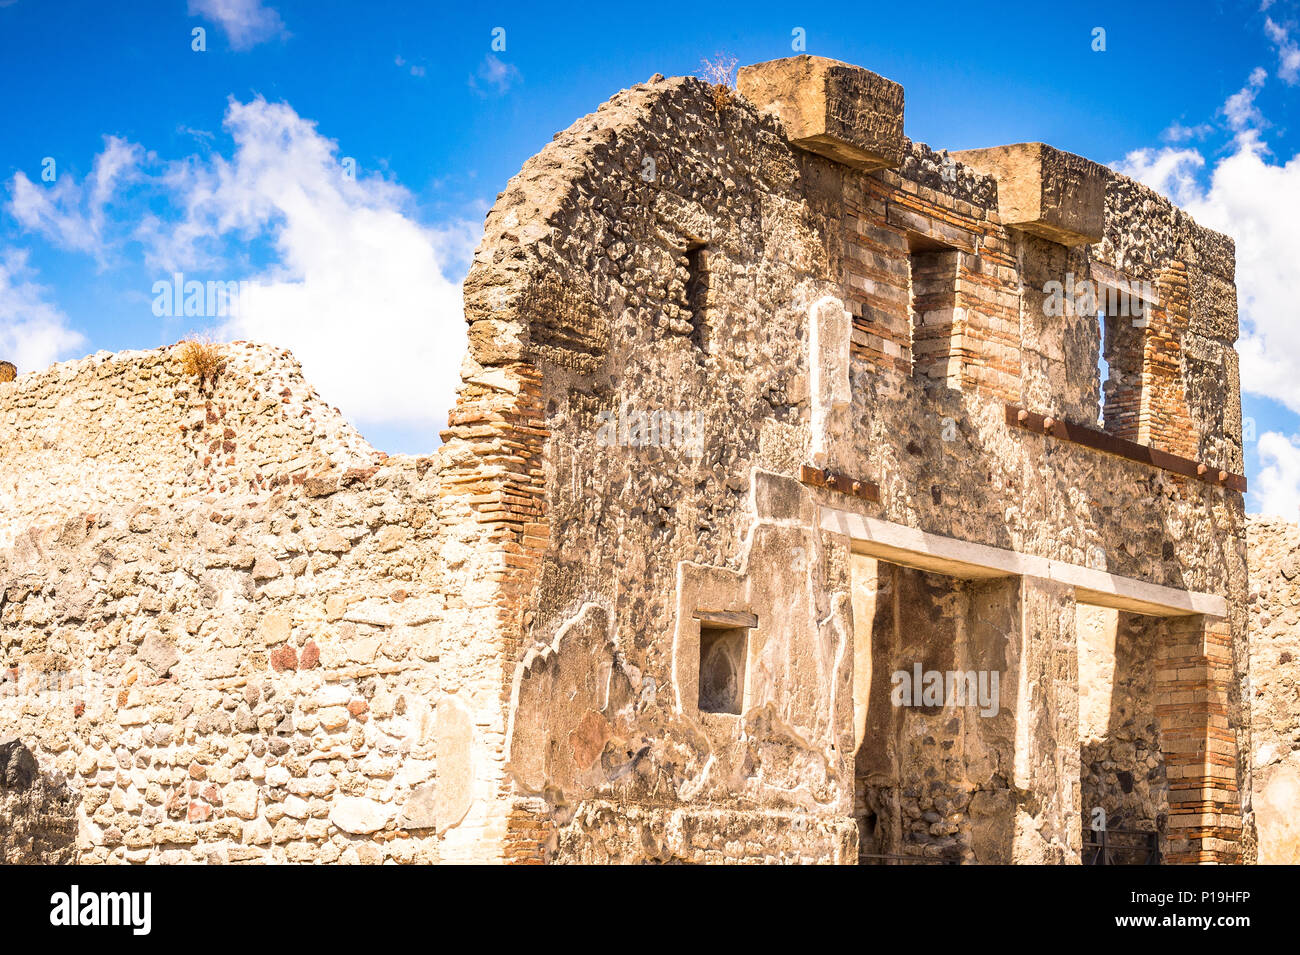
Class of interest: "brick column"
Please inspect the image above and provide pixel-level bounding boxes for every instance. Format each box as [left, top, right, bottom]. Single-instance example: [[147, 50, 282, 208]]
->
[[1139, 262, 1197, 459], [1155, 615, 1242, 863]]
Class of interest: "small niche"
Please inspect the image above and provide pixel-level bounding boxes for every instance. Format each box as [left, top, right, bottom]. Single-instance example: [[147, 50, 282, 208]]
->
[[685, 240, 710, 349], [698, 623, 747, 715]]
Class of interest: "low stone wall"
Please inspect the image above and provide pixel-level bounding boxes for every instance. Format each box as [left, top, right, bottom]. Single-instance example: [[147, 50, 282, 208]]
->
[[0, 342, 377, 551], [553, 801, 858, 864], [0, 342, 521, 863]]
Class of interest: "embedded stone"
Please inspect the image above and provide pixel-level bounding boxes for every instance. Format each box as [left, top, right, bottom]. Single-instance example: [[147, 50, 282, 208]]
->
[[251, 556, 282, 581], [318, 531, 350, 553], [258, 613, 292, 646], [397, 783, 437, 830], [433, 696, 474, 833], [329, 797, 392, 835], [137, 633, 180, 677], [225, 781, 259, 820]]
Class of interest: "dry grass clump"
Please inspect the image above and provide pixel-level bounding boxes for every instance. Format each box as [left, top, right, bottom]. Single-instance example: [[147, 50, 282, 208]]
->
[[0, 361, 15, 383], [178, 336, 223, 388], [698, 53, 738, 110]]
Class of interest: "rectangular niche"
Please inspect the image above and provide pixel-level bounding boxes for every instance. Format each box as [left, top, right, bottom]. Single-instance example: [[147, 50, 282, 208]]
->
[[694, 611, 754, 715], [908, 244, 963, 387]]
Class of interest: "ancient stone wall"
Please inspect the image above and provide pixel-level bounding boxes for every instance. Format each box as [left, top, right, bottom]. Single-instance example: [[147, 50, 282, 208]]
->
[[1, 55, 1255, 865], [853, 560, 1023, 863], [462, 59, 1249, 863], [1077, 607, 1168, 855], [0, 738, 79, 863], [1246, 517, 1300, 863]]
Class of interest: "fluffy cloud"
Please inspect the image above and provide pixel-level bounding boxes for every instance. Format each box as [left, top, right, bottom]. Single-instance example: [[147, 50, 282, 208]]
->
[[0, 248, 86, 374], [8, 137, 144, 261], [1161, 121, 1213, 143], [468, 54, 521, 95], [394, 55, 427, 78], [1110, 145, 1205, 206], [1224, 67, 1268, 130], [1256, 432, 1300, 519], [1114, 56, 1300, 515], [159, 98, 471, 436], [188, 0, 286, 51], [1114, 76, 1300, 420]]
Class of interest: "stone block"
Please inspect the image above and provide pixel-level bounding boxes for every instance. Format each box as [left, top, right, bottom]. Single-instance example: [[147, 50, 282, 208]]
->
[[432, 695, 474, 833], [952, 142, 1107, 245], [137, 633, 180, 677], [225, 781, 259, 820], [737, 55, 904, 171]]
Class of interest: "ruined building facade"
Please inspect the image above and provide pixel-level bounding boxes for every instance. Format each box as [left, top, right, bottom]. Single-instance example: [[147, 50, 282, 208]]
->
[[0, 56, 1281, 864]]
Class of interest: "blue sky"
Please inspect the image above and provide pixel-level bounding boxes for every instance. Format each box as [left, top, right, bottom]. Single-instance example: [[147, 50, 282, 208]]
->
[[2, 0, 1299, 515]]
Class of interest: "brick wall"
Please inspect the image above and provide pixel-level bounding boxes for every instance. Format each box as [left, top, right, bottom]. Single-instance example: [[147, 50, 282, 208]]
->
[[843, 152, 1021, 403]]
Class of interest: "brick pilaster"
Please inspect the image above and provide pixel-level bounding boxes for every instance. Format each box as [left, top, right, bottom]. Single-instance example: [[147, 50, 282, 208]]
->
[[1155, 616, 1242, 864], [438, 361, 551, 862]]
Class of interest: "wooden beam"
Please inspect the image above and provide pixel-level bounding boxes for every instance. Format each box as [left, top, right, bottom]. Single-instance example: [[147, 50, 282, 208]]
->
[[1005, 404, 1246, 493], [692, 609, 759, 629]]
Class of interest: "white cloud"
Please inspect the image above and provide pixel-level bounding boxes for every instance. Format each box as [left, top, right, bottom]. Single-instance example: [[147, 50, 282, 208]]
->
[[188, 0, 286, 51], [468, 54, 520, 95], [1170, 135, 1300, 416], [1256, 432, 1300, 519], [1265, 17, 1300, 83], [1224, 67, 1268, 130], [1112, 146, 1205, 206], [155, 98, 470, 436], [1114, 69, 1300, 417], [0, 248, 86, 374], [8, 137, 144, 261], [1161, 121, 1213, 143], [394, 55, 426, 78]]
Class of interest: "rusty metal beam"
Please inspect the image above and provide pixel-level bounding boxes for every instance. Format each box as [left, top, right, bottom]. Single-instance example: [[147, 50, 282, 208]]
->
[[800, 464, 881, 502], [1005, 404, 1247, 493]]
